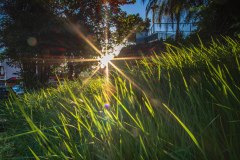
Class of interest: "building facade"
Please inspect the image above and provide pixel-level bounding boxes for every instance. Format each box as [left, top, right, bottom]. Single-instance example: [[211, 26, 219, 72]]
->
[[0, 59, 21, 87]]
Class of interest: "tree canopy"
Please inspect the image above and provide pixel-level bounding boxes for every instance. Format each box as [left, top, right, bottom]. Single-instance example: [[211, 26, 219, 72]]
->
[[193, 0, 240, 36]]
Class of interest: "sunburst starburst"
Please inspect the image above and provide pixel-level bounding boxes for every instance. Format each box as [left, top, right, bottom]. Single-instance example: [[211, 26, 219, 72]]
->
[[98, 54, 115, 68]]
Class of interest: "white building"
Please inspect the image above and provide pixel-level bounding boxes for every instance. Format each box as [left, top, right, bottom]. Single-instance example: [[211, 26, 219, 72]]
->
[[0, 59, 21, 86]]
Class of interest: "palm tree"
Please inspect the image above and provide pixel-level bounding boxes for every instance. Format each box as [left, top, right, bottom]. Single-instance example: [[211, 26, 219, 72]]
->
[[142, 0, 200, 40]]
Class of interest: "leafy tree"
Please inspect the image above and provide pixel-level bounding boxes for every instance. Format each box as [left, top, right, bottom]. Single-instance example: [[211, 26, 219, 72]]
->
[[0, 0, 101, 87], [57, 0, 149, 53], [0, 0, 59, 87], [114, 11, 151, 44], [193, 0, 240, 36]]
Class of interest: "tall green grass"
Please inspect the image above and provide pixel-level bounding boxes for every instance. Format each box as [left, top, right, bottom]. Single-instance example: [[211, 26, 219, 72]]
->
[[1, 36, 240, 159]]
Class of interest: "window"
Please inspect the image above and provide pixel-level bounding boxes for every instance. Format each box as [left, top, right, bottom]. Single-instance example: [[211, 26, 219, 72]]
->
[[0, 67, 4, 75]]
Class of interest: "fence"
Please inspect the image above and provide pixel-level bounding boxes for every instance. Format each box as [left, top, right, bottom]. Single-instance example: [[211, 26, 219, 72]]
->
[[136, 23, 197, 44]]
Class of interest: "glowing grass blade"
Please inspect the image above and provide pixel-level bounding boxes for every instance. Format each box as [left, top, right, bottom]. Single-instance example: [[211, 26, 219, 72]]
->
[[143, 92, 154, 117], [28, 147, 40, 160], [162, 103, 206, 159], [139, 135, 149, 159], [0, 130, 37, 141], [111, 92, 143, 131], [163, 150, 181, 160]]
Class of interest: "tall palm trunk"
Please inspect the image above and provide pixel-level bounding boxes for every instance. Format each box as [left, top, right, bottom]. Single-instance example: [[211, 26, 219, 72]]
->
[[175, 11, 180, 41]]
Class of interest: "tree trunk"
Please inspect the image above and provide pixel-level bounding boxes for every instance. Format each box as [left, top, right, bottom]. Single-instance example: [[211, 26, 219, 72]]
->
[[68, 62, 74, 80], [175, 12, 180, 41], [215, 4, 226, 33], [44, 63, 50, 83], [21, 59, 37, 89]]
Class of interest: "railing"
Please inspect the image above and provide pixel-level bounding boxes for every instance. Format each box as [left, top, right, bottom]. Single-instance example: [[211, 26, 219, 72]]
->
[[136, 32, 175, 44], [149, 23, 196, 36], [136, 23, 197, 44]]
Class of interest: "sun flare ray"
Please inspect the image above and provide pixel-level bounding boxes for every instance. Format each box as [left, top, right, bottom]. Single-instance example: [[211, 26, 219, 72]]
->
[[109, 62, 144, 93], [111, 56, 153, 61], [118, 23, 141, 46], [105, 3, 109, 56], [109, 61, 168, 117], [106, 63, 109, 84], [62, 18, 103, 56], [80, 65, 101, 88], [39, 0, 103, 57]]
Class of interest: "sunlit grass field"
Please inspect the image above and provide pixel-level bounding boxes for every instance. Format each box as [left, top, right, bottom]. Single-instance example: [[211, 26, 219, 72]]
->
[[1, 36, 240, 159]]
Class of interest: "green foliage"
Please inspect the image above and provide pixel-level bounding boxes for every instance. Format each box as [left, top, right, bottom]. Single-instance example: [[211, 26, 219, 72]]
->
[[193, 0, 240, 36], [0, 0, 73, 87], [115, 12, 150, 44], [164, 35, 175, 44], [0, 133, 15, 159]]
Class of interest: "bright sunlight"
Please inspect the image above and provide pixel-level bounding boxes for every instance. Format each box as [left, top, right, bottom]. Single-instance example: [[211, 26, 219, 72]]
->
[[98, 53, 115, 68]]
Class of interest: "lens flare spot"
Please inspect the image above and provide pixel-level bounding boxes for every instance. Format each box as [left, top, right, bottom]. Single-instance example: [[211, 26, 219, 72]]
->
[[27, 37, 37, 46], [98, 111, 104, 116], [104, 68, 108, 74], [104, 102, 110, 108]]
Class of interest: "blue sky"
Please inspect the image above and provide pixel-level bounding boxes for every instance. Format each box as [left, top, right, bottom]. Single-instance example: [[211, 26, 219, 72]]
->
[[120, 1, 153, 24], [121, 1, 147, 19]]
